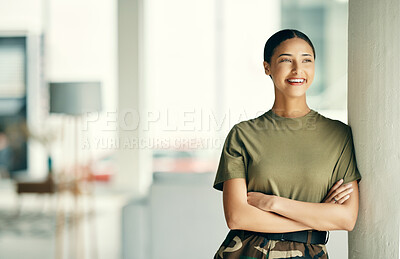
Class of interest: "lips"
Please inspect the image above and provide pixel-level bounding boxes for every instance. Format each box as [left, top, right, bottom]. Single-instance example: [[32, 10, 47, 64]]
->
[[287, 78, 306, 86]]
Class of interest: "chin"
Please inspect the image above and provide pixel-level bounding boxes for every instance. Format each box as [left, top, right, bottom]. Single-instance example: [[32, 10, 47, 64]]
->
[[284, 88, 308, 97]]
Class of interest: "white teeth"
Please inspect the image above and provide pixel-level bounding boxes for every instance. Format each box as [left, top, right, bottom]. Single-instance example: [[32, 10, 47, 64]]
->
[[288, 79, 304, 83]]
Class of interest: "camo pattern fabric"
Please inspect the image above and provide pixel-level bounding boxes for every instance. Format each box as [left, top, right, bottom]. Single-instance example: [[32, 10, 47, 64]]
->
[[214, 230, 328, 259]]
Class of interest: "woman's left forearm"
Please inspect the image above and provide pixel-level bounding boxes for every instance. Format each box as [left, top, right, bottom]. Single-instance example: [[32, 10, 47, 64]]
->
[[271, 196, 351, 231]]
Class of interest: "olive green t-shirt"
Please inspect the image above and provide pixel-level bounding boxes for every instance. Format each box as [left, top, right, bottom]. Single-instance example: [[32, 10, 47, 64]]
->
[[213, 108, 362, 203]]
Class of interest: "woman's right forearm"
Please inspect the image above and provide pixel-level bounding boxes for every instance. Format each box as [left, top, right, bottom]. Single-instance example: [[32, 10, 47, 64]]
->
[[223, 178, 313, 233], [228, 203, 314, 233]]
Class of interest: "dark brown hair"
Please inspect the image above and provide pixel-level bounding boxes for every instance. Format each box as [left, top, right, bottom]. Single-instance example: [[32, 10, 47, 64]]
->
[[263, 29, 316, 64]]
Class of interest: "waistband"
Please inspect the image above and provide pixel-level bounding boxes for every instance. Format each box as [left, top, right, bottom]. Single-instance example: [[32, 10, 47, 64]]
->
[[239, 229, 329, 245]]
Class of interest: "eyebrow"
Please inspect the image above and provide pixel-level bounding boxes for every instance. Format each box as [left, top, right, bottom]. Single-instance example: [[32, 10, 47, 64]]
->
[[278, 53, 313, 57]]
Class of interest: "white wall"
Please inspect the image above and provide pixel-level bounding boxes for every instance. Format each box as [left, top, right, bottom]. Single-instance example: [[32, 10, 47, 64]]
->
[[320, 1, 348, 110], [146, 0, 280, 140], [348, 0, 400, 258], [46, 0, 117, 112], [222, 0, 280, 130], [0, 0, 43, 33], [117, 0, 151, 194]]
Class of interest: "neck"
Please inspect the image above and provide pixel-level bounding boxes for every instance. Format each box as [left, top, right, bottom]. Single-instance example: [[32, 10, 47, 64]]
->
[[271, 96, 310, 118]]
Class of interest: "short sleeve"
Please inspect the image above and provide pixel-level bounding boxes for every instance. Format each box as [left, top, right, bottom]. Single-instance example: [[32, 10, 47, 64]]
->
[[332, 126, 362, 185], [213, 124, 247, 191]]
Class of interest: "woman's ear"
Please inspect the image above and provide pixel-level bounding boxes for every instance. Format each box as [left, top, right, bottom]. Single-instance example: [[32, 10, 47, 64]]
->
[[263, 61, 271, 76]]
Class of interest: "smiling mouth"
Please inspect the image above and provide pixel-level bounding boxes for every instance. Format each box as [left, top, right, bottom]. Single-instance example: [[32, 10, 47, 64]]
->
[[287, 78, 306, 85]]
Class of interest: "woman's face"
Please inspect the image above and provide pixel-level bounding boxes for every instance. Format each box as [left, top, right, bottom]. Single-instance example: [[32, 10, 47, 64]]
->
[[263, 38, 315, 98]]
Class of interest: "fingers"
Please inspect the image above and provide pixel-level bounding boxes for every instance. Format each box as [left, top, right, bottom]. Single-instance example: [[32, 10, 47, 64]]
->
[[337, 194, 350, 204], [333, 187, 354, 204], [327, 197, 336, 204], [326, 179, 344, 197], [331, 183, 353, 199], [325, 179, 354, 204]]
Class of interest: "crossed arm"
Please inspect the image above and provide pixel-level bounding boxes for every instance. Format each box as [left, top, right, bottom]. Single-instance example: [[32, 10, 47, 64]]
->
[[223, 178, 360, 233]]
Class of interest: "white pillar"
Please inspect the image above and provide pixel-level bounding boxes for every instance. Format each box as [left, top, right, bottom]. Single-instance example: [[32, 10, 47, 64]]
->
[[117, 0, 152, 194], [348, 0, 400, 258]]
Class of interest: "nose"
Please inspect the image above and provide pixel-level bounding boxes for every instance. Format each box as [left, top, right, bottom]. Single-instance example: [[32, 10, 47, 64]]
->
[[291, 61, 302, 74]]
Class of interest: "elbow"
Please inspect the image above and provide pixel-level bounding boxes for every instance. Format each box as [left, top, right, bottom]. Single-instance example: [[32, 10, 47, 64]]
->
[[342, 212, 357, 231], [226, 212, 242, 230], [227, 220, 237, 230], [345, 218, 357, 231], [225, 208, 246, 230], [338, 206, 358, 231]]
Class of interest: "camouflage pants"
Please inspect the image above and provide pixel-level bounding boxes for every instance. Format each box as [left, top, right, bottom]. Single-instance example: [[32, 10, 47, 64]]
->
[[214, 230, 328, 259]]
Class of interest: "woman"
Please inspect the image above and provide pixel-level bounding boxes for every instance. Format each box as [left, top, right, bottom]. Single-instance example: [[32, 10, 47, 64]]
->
[[213, 29, 362, 259]]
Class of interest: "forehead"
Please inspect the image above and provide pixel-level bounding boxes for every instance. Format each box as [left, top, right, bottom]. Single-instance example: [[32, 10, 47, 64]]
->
[[273, 38, 314, 57]]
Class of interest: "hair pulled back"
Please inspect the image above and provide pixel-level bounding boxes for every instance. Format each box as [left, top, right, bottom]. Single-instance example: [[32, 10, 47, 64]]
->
[[263, 29, 316, 64]]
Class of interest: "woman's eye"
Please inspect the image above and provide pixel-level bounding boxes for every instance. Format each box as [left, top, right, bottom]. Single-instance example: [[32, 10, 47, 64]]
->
[[304, 59, 312, 63]]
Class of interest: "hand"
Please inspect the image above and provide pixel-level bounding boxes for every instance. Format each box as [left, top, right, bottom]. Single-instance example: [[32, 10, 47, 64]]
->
[[322, 179, 354, 204], [247, 192, 275, 212]]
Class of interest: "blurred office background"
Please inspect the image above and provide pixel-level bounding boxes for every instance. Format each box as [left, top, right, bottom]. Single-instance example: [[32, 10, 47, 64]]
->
[[0, 0, 351, 258]]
